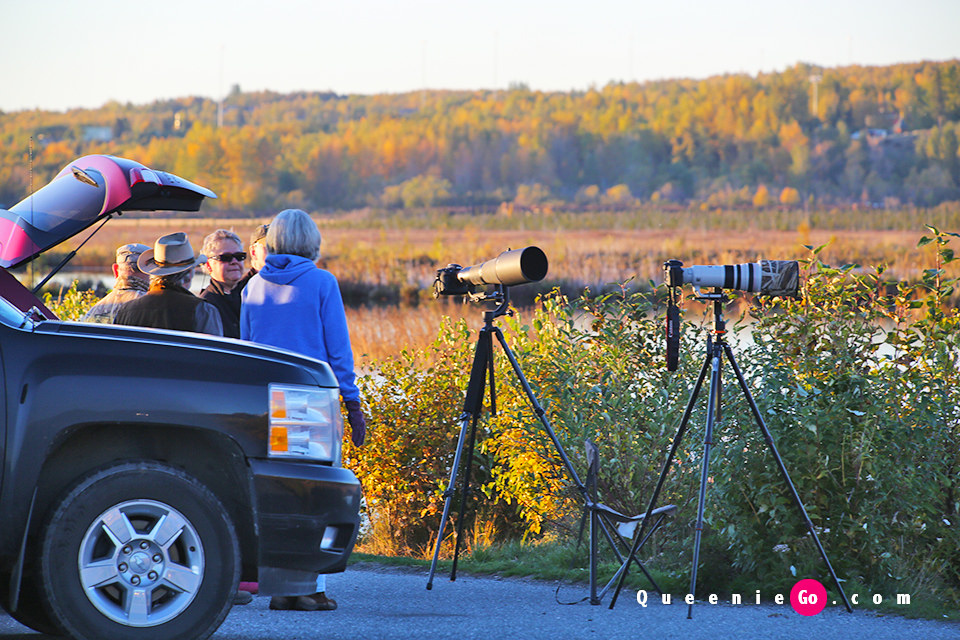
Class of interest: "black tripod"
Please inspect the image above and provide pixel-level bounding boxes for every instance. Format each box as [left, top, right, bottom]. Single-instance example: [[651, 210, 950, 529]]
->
[[426, 286, 654, 595], [608, 289, 853, 617]]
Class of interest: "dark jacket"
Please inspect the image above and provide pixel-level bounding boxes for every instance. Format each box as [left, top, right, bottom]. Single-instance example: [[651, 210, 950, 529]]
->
[[116, 281, 223, 335], [200, 279, 242, 338]]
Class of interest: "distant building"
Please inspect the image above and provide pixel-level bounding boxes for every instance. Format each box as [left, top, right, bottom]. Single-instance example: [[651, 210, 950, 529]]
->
[[83, 126, 113, 143], [851, 128, 887, 140], [852, 111, 906, 142]]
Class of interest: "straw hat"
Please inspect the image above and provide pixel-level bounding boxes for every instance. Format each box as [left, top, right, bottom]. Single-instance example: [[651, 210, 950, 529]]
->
[[137, 232, 207, 276]]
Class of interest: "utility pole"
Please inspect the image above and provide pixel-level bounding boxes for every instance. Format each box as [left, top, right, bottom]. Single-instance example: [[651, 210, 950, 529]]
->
[[217, 45, 224, 128], [421, 39, 426, 110], [809, 70, 822, 120]]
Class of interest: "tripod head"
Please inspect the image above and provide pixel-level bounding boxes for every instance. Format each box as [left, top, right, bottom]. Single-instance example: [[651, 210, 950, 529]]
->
[[665, 259, 733, 372], [666, 288, 730, 371], [475, 284, 513, 323]]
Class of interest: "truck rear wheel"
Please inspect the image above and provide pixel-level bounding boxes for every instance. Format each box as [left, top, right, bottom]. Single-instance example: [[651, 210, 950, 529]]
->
[[40, 461, 239, 640]]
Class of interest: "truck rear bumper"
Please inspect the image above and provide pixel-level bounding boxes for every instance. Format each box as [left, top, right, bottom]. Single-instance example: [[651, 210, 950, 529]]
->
[[249, 458, 362, 596]]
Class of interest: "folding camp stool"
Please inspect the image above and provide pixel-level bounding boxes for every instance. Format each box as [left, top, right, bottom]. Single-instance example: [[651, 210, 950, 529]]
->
[[581, 439, 677, 605]]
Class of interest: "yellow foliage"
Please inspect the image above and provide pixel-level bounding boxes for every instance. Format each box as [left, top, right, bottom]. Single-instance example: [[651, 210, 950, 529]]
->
[[780, 186, 801, 206], [753, 184, 770, 207]]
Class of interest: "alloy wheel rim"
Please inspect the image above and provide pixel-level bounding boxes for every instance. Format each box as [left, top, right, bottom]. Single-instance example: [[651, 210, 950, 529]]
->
[[77, 499, 204, 626]]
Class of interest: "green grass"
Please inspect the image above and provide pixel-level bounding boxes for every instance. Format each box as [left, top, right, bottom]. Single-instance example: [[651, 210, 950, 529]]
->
[[352, 539, 706, 603]]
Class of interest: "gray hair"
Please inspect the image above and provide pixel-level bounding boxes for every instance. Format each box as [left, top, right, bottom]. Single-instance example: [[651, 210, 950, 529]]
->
[[117, 261, 146, 279], [201, 228, 242, 258], [266, 209, 321, 261]]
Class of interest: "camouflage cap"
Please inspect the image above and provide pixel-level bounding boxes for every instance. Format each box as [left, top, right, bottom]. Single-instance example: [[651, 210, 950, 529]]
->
[[116, 243, 150, 264]]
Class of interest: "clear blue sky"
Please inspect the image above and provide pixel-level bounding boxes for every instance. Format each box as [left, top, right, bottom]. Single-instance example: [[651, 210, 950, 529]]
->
[[2, 0, 958, 113]]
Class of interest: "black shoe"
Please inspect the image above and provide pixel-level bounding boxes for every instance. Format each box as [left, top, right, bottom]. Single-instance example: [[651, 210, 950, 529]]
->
[[306, 592, 337, 610], [269, 595, 321, 611]]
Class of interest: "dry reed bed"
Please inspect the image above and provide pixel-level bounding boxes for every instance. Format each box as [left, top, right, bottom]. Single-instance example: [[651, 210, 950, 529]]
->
[[65, 218, 934, 286], [345, 302, 474, 362]]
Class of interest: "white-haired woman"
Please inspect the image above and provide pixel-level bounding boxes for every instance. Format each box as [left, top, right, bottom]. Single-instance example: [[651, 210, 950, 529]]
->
[[240, 208, 366, 612]]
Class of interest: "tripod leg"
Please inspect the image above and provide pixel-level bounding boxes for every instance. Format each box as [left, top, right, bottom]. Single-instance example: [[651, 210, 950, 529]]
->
[[426, 329, 492, 589], [609, 349, 712, 609], [493, 328, 586, 491], [493, 328, 613, 603], [722, 343, 853, 613], [590, 499, 599, 604], [450, 412, 481, 581], [687, 344, 722, 619], [427, 410, 473, 590]]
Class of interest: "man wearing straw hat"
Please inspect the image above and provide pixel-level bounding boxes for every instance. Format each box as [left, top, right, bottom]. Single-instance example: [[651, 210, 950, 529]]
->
[[115, 232, 223, 336]]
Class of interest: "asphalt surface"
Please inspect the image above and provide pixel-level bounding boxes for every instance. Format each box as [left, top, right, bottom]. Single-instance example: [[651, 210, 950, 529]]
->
[[2, 563, 958, 640]]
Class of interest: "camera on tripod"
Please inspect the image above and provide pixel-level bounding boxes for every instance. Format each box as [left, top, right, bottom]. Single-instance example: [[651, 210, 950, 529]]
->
[[664, 259, 800, 298], [663, 259, 800, 371], [433, 246, 548, 298], [608, 255, 851, 615]]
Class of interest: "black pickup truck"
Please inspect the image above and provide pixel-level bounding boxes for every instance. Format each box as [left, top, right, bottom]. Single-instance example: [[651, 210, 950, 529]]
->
[[0, 155, 362, 640]]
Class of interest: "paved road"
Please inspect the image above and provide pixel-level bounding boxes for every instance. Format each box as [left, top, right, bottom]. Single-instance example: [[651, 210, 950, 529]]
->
[[2, 564, 958, 640]]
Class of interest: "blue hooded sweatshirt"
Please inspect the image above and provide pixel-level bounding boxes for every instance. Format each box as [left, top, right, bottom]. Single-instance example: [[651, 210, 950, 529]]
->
[[241, 254, 359, 402]]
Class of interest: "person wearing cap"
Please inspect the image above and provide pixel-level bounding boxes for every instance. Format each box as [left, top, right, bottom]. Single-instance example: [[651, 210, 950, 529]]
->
[[81, 243, 151, 323], [114, 232, 223, 336], [199, 229, 247, 339], [247, 223, 269, 276], [240, 209, 366, 612]]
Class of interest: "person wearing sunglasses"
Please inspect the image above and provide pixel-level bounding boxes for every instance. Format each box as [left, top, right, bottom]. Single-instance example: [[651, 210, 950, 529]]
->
[[199, 229, 248, 338]]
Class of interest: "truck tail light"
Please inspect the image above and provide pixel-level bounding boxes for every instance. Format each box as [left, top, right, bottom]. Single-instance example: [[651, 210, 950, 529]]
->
[[129, 167, 161, 186], [267, 384, 343, 464]]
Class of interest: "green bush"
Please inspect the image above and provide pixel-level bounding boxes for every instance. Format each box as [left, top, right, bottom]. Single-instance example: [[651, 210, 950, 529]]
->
[[350, 316, 535, 557], [42, 281, 99, 320], [710, 232, 959, 601]]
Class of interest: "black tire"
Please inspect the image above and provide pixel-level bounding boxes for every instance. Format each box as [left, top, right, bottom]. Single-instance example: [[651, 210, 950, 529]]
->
[[39, 461, 239, 640]]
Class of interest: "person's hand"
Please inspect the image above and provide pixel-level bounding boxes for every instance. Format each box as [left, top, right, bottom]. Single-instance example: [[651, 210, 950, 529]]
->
[[345, 400, 366, 447]]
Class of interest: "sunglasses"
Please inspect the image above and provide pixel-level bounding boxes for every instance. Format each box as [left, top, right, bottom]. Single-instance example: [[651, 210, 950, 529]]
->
[[212, 252, 247, 263]]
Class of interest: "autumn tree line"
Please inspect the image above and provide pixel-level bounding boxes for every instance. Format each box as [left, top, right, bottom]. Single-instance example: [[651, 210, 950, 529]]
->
[[2, 60, 959, 214]]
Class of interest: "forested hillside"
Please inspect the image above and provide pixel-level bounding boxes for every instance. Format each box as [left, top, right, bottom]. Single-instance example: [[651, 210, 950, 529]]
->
[[2, 60, 958, 214]]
